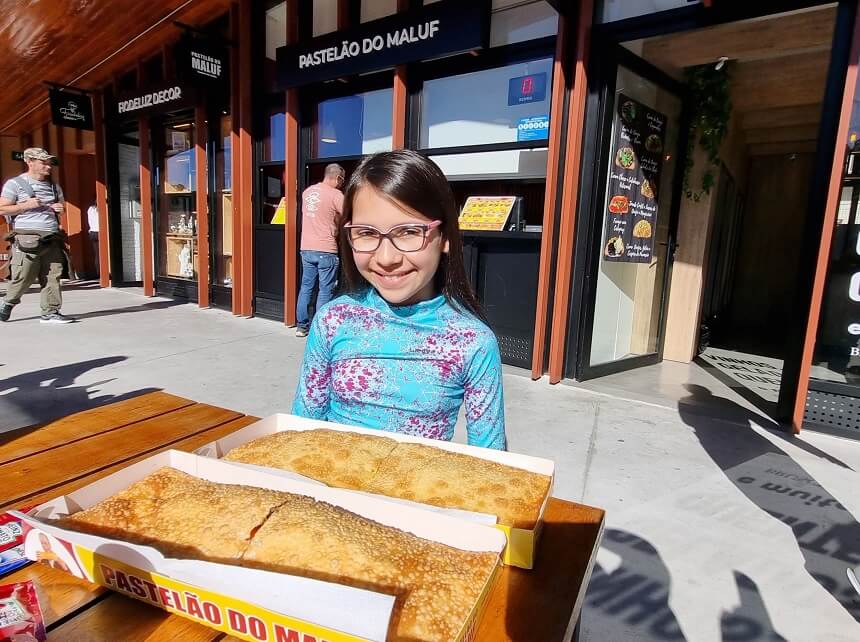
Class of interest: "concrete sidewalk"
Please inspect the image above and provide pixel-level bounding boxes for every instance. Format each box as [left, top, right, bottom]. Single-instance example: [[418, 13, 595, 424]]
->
[[2, 283, 859, 641]]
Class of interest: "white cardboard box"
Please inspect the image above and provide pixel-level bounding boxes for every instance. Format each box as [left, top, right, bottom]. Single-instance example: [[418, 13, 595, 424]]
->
[[13, 449, 505, 642], [197, 413, 555, 569]]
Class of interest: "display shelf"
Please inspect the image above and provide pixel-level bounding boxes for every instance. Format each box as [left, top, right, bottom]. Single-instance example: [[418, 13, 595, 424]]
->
[[164, 233, 198, 279]]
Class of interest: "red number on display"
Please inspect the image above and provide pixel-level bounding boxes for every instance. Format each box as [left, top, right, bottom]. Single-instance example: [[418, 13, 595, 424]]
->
[[521, 76, 534, 95]]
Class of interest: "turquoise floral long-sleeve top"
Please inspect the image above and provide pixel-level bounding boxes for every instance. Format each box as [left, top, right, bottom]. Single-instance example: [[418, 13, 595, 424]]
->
[[292, 288, 506, 450]]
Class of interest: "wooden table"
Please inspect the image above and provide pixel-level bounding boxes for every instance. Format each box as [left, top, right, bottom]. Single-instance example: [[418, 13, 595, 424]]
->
[[0, 392, 604, 641]]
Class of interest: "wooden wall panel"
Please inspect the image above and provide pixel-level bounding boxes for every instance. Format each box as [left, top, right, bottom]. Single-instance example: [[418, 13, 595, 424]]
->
[[723, 154, 815, 355], [662, 147, 718, 363]]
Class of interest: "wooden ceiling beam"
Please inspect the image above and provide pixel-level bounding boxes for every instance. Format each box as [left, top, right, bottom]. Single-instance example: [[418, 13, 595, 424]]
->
[[743, 124, 821, 145], [641, 7, 836, 70], [741, 103, 822, 130], [0, 0, 231, 134], [730, 50, 831, 112], [748, 140, 818, 156]]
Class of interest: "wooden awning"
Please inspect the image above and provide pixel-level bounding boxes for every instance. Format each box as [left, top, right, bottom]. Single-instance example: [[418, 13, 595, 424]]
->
[[0, 0, 229, 134]]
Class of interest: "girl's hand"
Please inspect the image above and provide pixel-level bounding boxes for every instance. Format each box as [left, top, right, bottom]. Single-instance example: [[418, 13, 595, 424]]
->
[[50, 202, 64, 214]]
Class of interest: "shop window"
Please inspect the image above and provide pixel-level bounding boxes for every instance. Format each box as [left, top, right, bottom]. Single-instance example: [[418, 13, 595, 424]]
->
[[313, 88, 393, 158], [265, 1, 287, 91], [429, 149, 548, 181], [419, 57, 553, 148], [266, 1, 287, 60], [157, 119, 198, 281], [313, 0, 338, 36], [361, 0, 397, 22], [214, 115, 233, 287], [490, 1, 557, 47], [812, 158, 860, 384], [260, 165, 285, 225], [264, 107, 286, 162], [596, 0, 701, 23]]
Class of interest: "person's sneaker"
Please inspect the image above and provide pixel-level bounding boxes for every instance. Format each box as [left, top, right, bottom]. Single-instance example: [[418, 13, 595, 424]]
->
[[0, 303, 12, 322], [295, 327, 309, 338], [40, 312, 75, 324]]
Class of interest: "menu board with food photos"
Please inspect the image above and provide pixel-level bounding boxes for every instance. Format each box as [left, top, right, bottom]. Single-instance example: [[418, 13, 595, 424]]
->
[[602, 94, 667, 264]]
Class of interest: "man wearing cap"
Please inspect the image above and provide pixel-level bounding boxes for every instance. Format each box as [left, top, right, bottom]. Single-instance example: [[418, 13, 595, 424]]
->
[[0, 148, 75, 323]]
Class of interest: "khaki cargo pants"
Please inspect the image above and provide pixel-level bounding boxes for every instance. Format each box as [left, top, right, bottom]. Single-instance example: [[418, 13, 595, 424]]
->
[[5, 238, 64, 314]]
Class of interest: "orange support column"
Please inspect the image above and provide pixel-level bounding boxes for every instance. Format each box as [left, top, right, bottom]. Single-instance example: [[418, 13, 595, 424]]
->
[[531, 11, 572, 379], [391, 0, 410, 148], [392, 65, 408, 149], [195, 106, 210, 307], [93, 91, 111, 287], [548, 0, 593, 383], [283, 0, 300, 326], [139, 118, 155, 297], [230, 2, 242, 315], [792, 6, 860, 432], [238, 0, 254, 317]]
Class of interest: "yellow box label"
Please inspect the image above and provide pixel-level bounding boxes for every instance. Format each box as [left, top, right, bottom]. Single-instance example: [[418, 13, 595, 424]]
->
[[74, 546, 372, 642]]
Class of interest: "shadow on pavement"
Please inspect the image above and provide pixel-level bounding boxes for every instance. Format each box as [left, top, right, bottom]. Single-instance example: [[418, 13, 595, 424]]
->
[[721, 571, 787, 641], [6, 299, 184, 323], [583, 528, 686, 641], [0, 357, 158, 435], [679, 384, 860, 624]]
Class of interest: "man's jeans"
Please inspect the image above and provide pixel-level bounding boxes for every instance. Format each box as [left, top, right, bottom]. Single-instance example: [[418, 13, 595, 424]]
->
[[296, 250, 339, 330]]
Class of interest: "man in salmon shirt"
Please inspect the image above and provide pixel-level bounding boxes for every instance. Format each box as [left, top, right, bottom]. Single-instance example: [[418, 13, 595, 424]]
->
[[296, 163, 344, 337]]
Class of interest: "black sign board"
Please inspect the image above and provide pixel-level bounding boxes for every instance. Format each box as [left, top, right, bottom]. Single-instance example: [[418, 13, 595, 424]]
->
[[113, 81, 198, 120], [602, 95, 667, 264], [277, 0, 490, 89], [176, 35, 228, 88], [49, 89, 94, 130], [11, 151, 23, 161]]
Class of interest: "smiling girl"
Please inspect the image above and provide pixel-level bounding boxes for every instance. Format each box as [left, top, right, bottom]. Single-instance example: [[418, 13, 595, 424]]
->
[[292, 150, 506, 450]]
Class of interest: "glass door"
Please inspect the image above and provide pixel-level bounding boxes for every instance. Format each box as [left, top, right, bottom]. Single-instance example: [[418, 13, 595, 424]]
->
[[210, 112, 233, 308], [577, 46, 687, 379]]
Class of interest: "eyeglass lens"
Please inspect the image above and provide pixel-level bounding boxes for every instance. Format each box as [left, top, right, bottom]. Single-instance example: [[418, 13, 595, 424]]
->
[[348, 224, 430, 252]]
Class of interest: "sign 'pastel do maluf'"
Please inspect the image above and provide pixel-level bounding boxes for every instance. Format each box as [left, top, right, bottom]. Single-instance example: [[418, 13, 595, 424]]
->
[[277, 0, 490, 88]]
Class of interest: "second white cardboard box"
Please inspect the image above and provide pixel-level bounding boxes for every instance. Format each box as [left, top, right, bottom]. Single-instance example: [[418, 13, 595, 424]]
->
[[196, 413, 555, 569], [13, 449, 506, 642]]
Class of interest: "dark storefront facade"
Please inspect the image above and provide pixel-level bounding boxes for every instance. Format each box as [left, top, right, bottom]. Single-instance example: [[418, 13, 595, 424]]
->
[[4, 0, 860, 435]]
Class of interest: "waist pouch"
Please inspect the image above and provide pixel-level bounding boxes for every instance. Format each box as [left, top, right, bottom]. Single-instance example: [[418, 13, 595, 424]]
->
[[10, 231, 60, 253]]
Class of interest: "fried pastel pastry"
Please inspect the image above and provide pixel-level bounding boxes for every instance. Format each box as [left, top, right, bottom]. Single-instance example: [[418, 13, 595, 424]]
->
[[226, 429, 552, 529], [368, 442, 551, 529], [243, 493, 497, 641], [224, 428, 398, 491], [59, 467, 286, 562], [60, 467, 498, 642]]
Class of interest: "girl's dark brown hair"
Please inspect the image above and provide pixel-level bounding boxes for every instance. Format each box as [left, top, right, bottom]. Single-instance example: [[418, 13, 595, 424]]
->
[[338, 149, 486, 322]]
